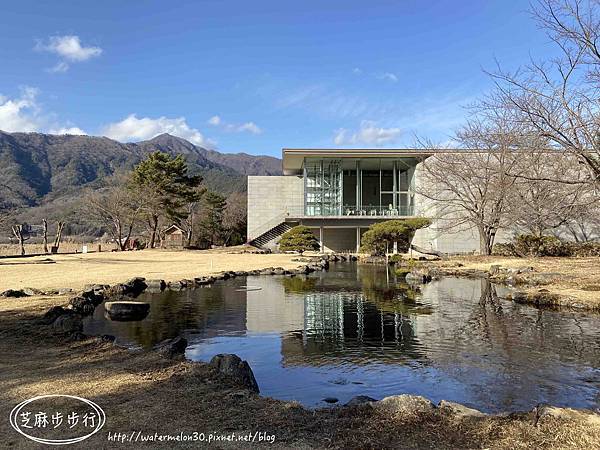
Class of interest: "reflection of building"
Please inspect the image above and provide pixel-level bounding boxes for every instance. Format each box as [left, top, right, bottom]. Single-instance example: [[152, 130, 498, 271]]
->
[[281, 291, 423, 367], [245, 277, 304, 333], [242, 266, 428, 366]]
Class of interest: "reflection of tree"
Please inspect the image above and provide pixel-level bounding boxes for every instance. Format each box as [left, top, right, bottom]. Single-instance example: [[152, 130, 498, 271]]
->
[[280, 276, 317, 294], [84, 284, 248, 349]]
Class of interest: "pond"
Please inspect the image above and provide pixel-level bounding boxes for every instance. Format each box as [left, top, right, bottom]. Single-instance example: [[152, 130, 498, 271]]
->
[[83, 263, 600, 412]]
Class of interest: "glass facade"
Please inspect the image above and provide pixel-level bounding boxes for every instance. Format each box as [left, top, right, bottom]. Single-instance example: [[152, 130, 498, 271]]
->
[[304, 159, 343, 216], [303, 158, 416, 217]]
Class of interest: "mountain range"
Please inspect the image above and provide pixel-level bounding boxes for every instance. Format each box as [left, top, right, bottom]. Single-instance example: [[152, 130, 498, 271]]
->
[[0, 130, 282, 211]]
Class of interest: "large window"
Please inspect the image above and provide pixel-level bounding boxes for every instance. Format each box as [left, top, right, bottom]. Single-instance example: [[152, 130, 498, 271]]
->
[[304, 158, 416, 216], [304, 159, 343, 216]]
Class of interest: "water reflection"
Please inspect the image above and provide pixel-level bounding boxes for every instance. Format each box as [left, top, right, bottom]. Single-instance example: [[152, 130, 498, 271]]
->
[[83, 263, 600, 411]]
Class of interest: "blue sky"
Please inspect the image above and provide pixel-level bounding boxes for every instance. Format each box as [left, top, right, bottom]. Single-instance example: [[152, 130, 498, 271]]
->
[[0, 0, 555, 156]]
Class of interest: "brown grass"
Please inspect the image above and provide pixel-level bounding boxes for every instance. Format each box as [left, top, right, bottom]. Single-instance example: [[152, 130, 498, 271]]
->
[[0, 249, 304, 292], [1, 288, 599, 448], [0, 242, 118, 256], [430, 256, 600, 308]]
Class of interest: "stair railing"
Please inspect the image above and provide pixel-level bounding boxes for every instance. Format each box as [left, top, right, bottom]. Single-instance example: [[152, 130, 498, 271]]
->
[[248, 212, 288, 243]]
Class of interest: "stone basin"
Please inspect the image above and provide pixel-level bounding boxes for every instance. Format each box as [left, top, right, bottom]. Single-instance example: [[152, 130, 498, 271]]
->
[[104, 301, 150, 321]]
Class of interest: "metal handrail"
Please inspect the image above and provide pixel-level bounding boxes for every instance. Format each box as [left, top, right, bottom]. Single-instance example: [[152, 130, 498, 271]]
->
[[333, 205, 415, 217], [248, 212, 288, 241]]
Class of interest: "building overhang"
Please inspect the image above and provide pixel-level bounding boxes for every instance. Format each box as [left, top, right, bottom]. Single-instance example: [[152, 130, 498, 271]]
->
[[282, 148, 434, 175]]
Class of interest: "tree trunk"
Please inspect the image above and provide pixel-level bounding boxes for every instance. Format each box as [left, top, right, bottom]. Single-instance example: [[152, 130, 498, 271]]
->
[[149, 215, 159, 248], [186, 209, 194, 247], [115, 219, 125, 251], [478, 225, 496, 256], [12, 225, 25, 256], [42, 219, 49, 253], [53, 221, 65, 250]]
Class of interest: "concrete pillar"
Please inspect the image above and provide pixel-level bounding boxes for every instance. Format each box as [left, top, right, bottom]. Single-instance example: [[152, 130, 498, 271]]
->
[[319, 226, 324, 253], [356, 227, 361, 253], [393, 241, 398, 254]]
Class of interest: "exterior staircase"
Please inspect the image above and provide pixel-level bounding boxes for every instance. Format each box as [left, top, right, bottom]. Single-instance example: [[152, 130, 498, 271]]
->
[[249, 221, 296, 249]]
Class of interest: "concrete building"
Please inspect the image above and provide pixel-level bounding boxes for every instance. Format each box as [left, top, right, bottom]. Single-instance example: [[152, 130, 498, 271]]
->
[[247, 148, 496, 254]]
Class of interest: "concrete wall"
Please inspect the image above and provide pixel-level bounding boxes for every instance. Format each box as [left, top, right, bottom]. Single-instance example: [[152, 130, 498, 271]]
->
[[412, 160, 512, 254], [247, 176, 304, 241], [248, 162, 513, 254]]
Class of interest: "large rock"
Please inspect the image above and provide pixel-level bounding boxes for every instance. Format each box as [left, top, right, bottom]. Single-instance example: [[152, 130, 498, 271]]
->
[[22, 287, 43, 296], [145, 279, 166, 292], [193, 276, 214, 286], [345, 395, 377, 407], [1, 289, 29, 298], [104, 301, 150, 321], [81, 285, 107, 305], [39, 306, 69, 325], [107, 277, 147, 298], [405, 268, 433, 284], [154, 336, 188, 358], [372, 395, 435, 416], [69, 296, 96, 315], [534, 404, 600, 426], [167, 280, 186, 291], [438, 400, 487, 418], [209, 353, 260, 393], [52, 313, 83, 334]]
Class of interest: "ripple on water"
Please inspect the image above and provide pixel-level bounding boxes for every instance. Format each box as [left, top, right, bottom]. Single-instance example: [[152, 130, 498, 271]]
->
[[83, 263, 600, 412]]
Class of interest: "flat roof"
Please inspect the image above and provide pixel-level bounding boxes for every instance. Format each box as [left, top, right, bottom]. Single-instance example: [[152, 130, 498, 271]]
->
[[282, 148, 434, 174]]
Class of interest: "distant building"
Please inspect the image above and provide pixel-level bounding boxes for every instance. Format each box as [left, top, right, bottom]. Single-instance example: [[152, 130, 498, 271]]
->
[[163, 224, 186, 249], [247, 148, 505, 254]]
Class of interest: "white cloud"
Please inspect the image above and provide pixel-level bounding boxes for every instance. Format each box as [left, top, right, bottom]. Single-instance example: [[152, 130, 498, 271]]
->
[[235, 122, 262, 134], [47, 62, 69, 73], [352, 67, 362, 75], [0, 87, 42, 132], [49, 126, 87, 135], [333, 120, 401, 146], [36, 35, 102, 62], [36, 35, 102, 72], [208, 116, 262, 134], [102, 114, 210, 146], [207, 115, 221, 126], [377, 72, 398, 82]]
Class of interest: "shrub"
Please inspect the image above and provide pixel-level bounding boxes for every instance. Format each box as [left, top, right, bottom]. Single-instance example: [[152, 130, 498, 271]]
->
[[360, 218, 431, 256], [491, 242, 517, 256], [513, 234, 570, 257], [492, 234, 600, 257], [279, 226, 320, 253], [567, 241, 600, 257]]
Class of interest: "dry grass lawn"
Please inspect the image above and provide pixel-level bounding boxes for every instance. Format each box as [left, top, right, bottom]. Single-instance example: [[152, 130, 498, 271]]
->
[[0, 249, 303, 292], [430, 256, 600, 308], [0, 242, 118, 256], [1, 297, 599, 449], [1, 251, 600, 448]]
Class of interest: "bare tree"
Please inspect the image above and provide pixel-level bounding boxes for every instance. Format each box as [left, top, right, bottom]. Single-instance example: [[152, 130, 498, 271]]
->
[[487, 0, 600, 183], [11, 224, 30, 256], [562, 196, 600, 240], [222, 192, 247, 246], [508, 148, 599, 235], [417, 117, 521, 255], [53, 221, 65, 252], [42, 218, 49, 253], [83, 184, 144, 251]]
